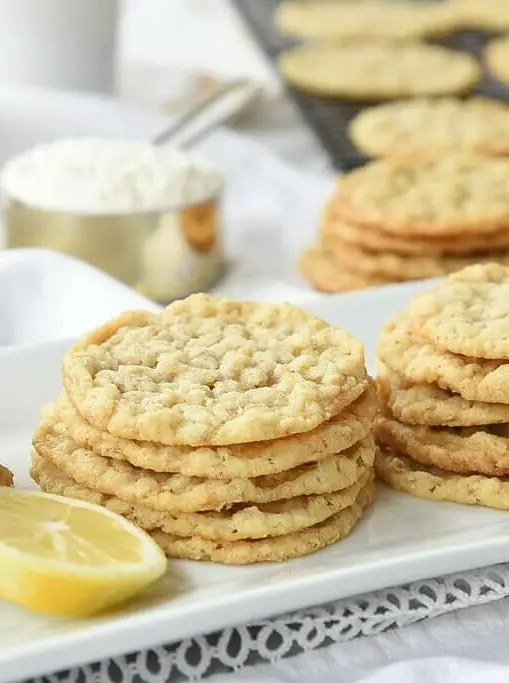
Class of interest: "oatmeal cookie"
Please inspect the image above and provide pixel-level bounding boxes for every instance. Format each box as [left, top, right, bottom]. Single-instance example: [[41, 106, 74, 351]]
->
[[349, 97, 509, 158], [323, 206, 509, 255], [320, 234, 509, 280], [378, 312, 509, 403], [299, 246, 391, 293], [454, 0, 509, 31], [31, 452, 373, 541], [32, 426, 375, 513], [62, 295, 368, 446], [151, 482, 374, 564], [375, 415, 509, 477], [334, 155, 509, 237], [275, 0, 459, 41], [408, 263, 509, 359], [42, 384, 377, 479], [376, 365, 509, 426], [278, 43, 479, 101], [376, 446, 509, 510]]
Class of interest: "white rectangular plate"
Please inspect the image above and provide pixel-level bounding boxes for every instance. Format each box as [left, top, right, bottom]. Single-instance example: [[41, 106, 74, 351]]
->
[[2, 276, 509, 683]]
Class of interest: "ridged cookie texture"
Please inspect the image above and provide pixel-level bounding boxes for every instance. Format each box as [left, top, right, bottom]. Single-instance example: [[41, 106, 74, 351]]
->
[[376, 446, 509, 511], [376, 365, 509, 427], [378, 312, 509, 405], [151, 482, 374, 564], [375, 264, 509, 510], [324, 202, 509, 255], [32, 293, 374, 564], [334, 156, 509, 237], [301, 155, 509, 295], [407, 264, 509, 360], [319, 234, 509, 281], [62, 294, 368, 446], [32, 425, 375, 513], [375, 416, 509, 477], [41, 383, 377, 479], [31, 453, 372, 542]]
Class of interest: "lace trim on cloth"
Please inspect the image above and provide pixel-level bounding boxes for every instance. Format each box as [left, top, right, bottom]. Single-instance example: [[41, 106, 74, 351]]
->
[[31, 563, 509, 683]]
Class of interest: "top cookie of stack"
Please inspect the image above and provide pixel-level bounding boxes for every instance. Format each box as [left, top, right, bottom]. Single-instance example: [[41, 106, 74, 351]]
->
[[375, 263, 509, 510], [300, 154, 509, 293], [31, 294, 377, 564]]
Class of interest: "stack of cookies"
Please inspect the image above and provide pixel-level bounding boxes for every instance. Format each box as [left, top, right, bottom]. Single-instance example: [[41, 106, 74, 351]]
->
[[300, 154, 509, 293], [30, 294, 377, 565], [0, 464, 13, 487], [375, 263, 509, 510]]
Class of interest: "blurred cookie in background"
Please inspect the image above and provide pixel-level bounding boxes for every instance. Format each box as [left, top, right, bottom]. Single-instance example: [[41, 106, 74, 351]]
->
[[279, 42, 480, 100], [300, 154, 509, 293], [485, 36, 509, 86], [275, 0, 460, 41], [349, 97, 509, 158]]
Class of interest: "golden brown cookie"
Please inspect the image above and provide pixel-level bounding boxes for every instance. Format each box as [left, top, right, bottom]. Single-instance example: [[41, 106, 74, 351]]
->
[[299, 246, 392, 293], [319, 233, 509, 281], [376, 445, 509, 510], [323, 205, 509, 256], [31, 452, 373, 541], [0, 464, 13, 487], [151, 481, 374, 564], [47, 385, 377, 479], [408, 263, 509, 360], [349, 97, 509, 158], [62, 295, 368, 446], [32, 425, 376, 513], [377, 312, 509, 404], [278, 43, 480, 101], [375, 415, 509, 477], [376, 365, 509, 426], [275, 0, 460, 41], [334, 155, 509, 237], [486, 36, 509, 85], [454, 0, 509, 30]]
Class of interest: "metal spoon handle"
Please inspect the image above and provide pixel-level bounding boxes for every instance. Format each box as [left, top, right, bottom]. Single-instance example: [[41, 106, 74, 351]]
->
[[152, 78, 261, 149]]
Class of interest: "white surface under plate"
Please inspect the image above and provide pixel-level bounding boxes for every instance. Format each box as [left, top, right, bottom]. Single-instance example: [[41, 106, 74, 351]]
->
[[3, 272, 509, 683]]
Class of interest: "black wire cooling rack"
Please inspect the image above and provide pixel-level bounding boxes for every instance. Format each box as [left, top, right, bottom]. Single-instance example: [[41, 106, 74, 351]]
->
[[231, 0, 509, 170]]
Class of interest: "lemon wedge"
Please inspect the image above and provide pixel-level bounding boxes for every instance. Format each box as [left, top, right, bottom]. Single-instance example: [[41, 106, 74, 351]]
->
[[0, 487, 167, 617]]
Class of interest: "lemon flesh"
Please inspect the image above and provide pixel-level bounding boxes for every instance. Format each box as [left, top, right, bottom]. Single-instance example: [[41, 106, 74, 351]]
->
[[0, 488, 167, 617]]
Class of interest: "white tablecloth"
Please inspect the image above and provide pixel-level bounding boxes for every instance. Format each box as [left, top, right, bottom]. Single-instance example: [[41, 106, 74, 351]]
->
[[117, 2, 509, 681]]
